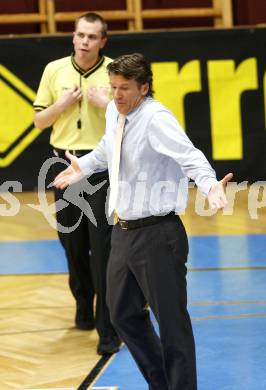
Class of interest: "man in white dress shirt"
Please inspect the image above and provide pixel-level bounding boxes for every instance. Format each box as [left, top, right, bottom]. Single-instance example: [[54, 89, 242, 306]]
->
[[54, 53, 232, 390]]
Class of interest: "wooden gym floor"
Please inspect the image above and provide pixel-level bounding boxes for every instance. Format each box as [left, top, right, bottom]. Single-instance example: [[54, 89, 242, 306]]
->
[[0, 187, 265, 389]]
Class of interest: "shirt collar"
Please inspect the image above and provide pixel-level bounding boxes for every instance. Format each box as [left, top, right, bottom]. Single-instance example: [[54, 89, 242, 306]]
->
[[71, 53, 105, 78]]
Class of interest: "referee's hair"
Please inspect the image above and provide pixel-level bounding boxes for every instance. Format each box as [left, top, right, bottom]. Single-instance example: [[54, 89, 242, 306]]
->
[[75, 12, 108, 38]]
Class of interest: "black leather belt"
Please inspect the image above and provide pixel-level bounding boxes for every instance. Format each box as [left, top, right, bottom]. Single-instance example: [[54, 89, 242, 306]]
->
[[117, 212, 176, 230], [53, 148, 92, 158]]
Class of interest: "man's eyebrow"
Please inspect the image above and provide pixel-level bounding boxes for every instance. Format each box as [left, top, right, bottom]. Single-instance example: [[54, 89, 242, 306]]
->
[[111, 83, 130, 86], [77, 31, 99, 36]]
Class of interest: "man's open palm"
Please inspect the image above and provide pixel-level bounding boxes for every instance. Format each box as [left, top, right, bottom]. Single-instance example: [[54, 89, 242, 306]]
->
[[208, 173, 233, 209], [53, 151, 83, 189]]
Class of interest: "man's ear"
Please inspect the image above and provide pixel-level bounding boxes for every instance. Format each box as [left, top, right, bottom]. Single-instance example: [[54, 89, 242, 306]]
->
[[100, 37, 107, 49], [141, 83, 149, 96]]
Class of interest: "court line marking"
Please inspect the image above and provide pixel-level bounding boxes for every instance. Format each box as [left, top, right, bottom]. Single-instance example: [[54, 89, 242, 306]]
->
[[2, 311, 266, 337], [189, 300, 266, 306], [80, 353, 119, 390], [91, 387, 119, 389], [1, 299, 266, 313], [191, 312, 266, 321], [0, 305, 74, 311], [0, 326, 76, 336], [189, 266, 266, 271]]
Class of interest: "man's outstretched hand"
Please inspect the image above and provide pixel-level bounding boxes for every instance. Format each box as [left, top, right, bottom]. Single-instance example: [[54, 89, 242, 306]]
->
[[53, 151, 83, 189], [208, 173, 233, 209]]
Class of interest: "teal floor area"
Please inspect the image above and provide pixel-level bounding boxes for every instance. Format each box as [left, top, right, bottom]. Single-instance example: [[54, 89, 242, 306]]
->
[[93, 234, 266, 390], [93, 313, 266, 390], [0, 239, 67, 274], [1, 234, 266, 389], [0, 234, 265, 273]]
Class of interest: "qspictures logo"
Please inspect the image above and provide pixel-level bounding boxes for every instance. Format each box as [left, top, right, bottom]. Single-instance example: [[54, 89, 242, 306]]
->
[[0, 157, 266, 233]]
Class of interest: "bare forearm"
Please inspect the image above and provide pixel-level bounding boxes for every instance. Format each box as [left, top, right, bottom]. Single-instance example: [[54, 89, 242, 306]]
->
[[34, 102, 65, 129]]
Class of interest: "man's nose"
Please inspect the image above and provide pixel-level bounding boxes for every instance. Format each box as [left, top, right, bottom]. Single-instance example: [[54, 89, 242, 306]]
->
[[82, 36, 89, 45], [113, 89, 121, 99]]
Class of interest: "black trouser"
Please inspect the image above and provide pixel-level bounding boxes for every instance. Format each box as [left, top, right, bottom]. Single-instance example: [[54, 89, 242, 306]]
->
[[52, 151, 115, 339], [107, 215, 197, 390]]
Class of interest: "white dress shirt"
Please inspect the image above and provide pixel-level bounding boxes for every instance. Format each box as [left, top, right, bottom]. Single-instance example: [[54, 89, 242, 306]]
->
[[79, 97, 217, 220]]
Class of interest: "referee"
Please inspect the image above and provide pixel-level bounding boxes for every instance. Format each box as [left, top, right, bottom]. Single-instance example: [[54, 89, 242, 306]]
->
[[33, 13, 120, 355]]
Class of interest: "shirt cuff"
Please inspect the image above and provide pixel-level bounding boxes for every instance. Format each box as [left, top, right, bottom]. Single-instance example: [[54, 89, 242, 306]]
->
[[78, 154, 94, 177], [199, 177, 218, 197]]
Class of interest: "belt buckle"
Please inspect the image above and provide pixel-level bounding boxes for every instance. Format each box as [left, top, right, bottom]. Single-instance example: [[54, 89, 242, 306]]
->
[[119, 220, 128, 230]]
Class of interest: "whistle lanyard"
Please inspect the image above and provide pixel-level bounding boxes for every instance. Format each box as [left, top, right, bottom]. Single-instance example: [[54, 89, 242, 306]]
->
[[77, 74, 82, 129]]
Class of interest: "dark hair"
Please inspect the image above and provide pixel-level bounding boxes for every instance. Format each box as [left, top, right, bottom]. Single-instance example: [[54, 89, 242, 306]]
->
[[75, 12, 108, 38], [107, 53, 153, 96]]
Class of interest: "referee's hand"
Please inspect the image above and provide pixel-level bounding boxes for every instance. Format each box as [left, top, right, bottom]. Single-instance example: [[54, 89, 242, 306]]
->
[[57, 85, 82, 110], [87, 85, 110, 109]]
